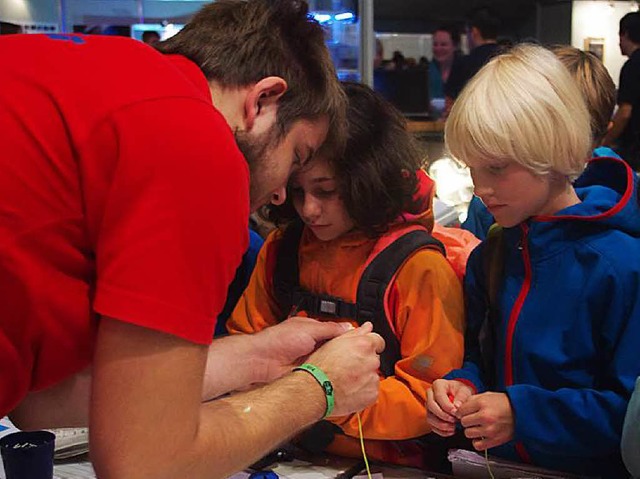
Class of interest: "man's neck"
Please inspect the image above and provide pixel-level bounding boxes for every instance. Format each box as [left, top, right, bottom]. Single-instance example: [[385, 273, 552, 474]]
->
[[628, 44, 640, 57], [208, 80, 248, 132]]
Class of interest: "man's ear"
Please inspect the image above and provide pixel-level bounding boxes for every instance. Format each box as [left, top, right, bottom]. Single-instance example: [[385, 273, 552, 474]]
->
[[244, 77, 288, 132]]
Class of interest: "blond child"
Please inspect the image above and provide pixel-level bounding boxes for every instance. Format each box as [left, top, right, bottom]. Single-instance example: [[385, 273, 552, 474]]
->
[[427, 44, 640, 477]]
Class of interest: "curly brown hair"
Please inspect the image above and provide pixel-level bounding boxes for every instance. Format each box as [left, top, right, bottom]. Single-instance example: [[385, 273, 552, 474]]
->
[[265, 82, 425, 238]]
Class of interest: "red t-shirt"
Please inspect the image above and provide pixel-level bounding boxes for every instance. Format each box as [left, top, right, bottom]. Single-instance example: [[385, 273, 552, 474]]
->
[[0, 34, 249, 416]]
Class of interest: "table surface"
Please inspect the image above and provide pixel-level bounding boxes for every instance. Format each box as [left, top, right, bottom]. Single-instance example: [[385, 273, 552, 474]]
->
[[405, 120, 445, 134], [49, 455, 452, 479], [49, 451, 579, 479]]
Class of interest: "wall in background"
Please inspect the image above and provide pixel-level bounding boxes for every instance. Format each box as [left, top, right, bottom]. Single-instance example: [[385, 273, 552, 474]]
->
[[0, 0, 205, 32], [537, 1, 572, 45], [572, 0, 639, 87], [64, 0, 204, 29], [0, 0, 57, 27], [3, 0, 638, 86]]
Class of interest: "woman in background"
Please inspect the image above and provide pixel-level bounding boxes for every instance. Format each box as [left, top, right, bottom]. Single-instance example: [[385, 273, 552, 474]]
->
[[429, 24, 461, 102]]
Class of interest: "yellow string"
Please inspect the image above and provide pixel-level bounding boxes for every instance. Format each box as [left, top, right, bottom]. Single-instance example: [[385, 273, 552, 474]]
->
[[356, 412, 372, 479], [484, 446, 495, 479], [356, 410, 492, 479]]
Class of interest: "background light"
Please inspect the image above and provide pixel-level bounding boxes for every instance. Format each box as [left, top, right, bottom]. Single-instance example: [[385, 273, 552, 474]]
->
[[312, 13, 332, 23], [427, 157, 474, 223], [334, 12, 355, 21]]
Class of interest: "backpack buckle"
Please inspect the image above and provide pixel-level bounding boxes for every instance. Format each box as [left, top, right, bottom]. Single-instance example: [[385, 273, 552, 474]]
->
[[291, 292, 357, 319], [315, 295, 357, 318], [319, 299, 338, 315]]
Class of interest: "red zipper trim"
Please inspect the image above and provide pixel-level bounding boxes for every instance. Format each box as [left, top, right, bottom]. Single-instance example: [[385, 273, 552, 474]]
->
[[504, 224, 531, 386], [535, 156, 633, 223], [516, 442, 532, 463], [505, 223, 533, 463]]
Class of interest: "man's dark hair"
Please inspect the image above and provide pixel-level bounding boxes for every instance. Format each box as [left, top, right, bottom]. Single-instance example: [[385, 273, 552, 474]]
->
[[142, 30, 160, 43], [266, 82, 423, 238], [434, 23, 461, 48], [469, 7, 501, 41], [620, 12, 640, 45], [156, 0, 345, 145]]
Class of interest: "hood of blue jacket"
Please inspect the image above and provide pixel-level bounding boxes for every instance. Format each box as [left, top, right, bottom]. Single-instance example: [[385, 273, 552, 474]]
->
[[522, 156, 640, 255]]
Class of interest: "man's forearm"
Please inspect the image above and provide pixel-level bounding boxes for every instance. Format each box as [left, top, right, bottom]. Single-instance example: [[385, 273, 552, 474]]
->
[[93, 371, 326, 479], [602, 105, 632, 146], [202, 333, 266, 400], [189, 371, 326, 478], [90, 318, 382, 479], [9, 334, 267, 429]]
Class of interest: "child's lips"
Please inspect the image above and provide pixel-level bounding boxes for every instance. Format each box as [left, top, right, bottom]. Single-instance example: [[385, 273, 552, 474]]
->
[[486, 203, 506, 212]]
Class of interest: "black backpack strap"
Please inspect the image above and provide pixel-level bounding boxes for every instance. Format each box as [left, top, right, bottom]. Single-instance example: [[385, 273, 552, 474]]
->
[[272, 219, 305, 320], [291, 291, 358, 319], [272, 219, 360, 321], [357, 230, 445, 377], [478, 224, 505, 389]]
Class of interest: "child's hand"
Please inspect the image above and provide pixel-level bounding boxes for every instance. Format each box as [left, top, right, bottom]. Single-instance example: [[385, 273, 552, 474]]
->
[[426, 379, 474, 436], [456, 391, 514, 450]]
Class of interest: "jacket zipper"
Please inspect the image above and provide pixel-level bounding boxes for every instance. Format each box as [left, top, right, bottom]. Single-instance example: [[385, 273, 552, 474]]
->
[[504, 223, 531, 386], [504, 223, 533, 463]]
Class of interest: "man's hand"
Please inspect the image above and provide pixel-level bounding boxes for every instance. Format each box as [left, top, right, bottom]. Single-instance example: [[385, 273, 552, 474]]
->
[[602, 103, 632, 147], [202, 318, 351, 401], [456, 391, 514, 450], [426, 379, 474, 436], [252, 317, 353, 383], [302, 322, 384, 417]]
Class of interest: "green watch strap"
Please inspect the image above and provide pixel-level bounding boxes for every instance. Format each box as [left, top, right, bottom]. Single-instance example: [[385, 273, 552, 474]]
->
[[293, 363, 335, 418]]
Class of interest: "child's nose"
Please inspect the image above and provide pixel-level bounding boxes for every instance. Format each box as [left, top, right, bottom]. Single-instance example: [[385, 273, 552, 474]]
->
[[302, 195, 321, 221]]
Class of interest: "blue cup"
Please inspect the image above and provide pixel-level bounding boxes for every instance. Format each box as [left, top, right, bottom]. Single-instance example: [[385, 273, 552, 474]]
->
[[0, 430, 55, 479]]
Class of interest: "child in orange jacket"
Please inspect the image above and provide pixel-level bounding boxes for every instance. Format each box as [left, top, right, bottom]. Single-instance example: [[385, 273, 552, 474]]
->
[[227, 82, 466, 468]]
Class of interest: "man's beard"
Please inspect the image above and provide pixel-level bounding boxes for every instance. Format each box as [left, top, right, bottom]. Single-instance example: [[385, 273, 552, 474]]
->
[[234, 126, 281, 208]]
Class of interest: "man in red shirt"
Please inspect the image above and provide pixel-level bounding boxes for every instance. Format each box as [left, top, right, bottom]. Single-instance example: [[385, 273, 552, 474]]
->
[[0, 1, 384, 477]]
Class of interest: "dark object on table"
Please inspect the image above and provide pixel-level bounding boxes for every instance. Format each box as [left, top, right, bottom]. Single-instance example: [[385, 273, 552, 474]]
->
[[0, 430, 56, 479], [250, 446, 295, 471]]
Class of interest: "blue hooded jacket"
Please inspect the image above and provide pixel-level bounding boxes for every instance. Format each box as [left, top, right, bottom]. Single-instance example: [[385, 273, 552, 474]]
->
[[446, 157, 640, 477]]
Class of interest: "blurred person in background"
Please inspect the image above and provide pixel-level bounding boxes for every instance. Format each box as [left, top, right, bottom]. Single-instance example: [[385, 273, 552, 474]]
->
[[602, 11, 640, 170], [429, 24, 461, 101], [142, 29, 161, 45], [444, 7, 502, 117]]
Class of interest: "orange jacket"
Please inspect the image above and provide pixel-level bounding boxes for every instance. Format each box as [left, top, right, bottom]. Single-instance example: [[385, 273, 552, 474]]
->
[[228, 172, 465, 465], [432, 222, 480, 281]]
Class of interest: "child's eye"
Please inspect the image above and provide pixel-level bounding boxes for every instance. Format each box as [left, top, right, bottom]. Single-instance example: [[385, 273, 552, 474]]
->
[[488, 164, 507, 174], [316, 189, 337, 198]]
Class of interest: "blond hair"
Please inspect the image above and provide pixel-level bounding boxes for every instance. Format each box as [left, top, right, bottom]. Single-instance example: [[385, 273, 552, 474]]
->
[[445, 43, 592, 180], [551, 45, 616, 143]]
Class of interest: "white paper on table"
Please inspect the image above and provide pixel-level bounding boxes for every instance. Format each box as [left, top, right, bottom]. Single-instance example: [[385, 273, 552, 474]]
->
[[448, 448, 589, 479]]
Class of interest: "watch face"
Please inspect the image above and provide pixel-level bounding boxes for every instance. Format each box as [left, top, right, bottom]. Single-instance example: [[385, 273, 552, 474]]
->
[[323, 381, 334, 395]]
